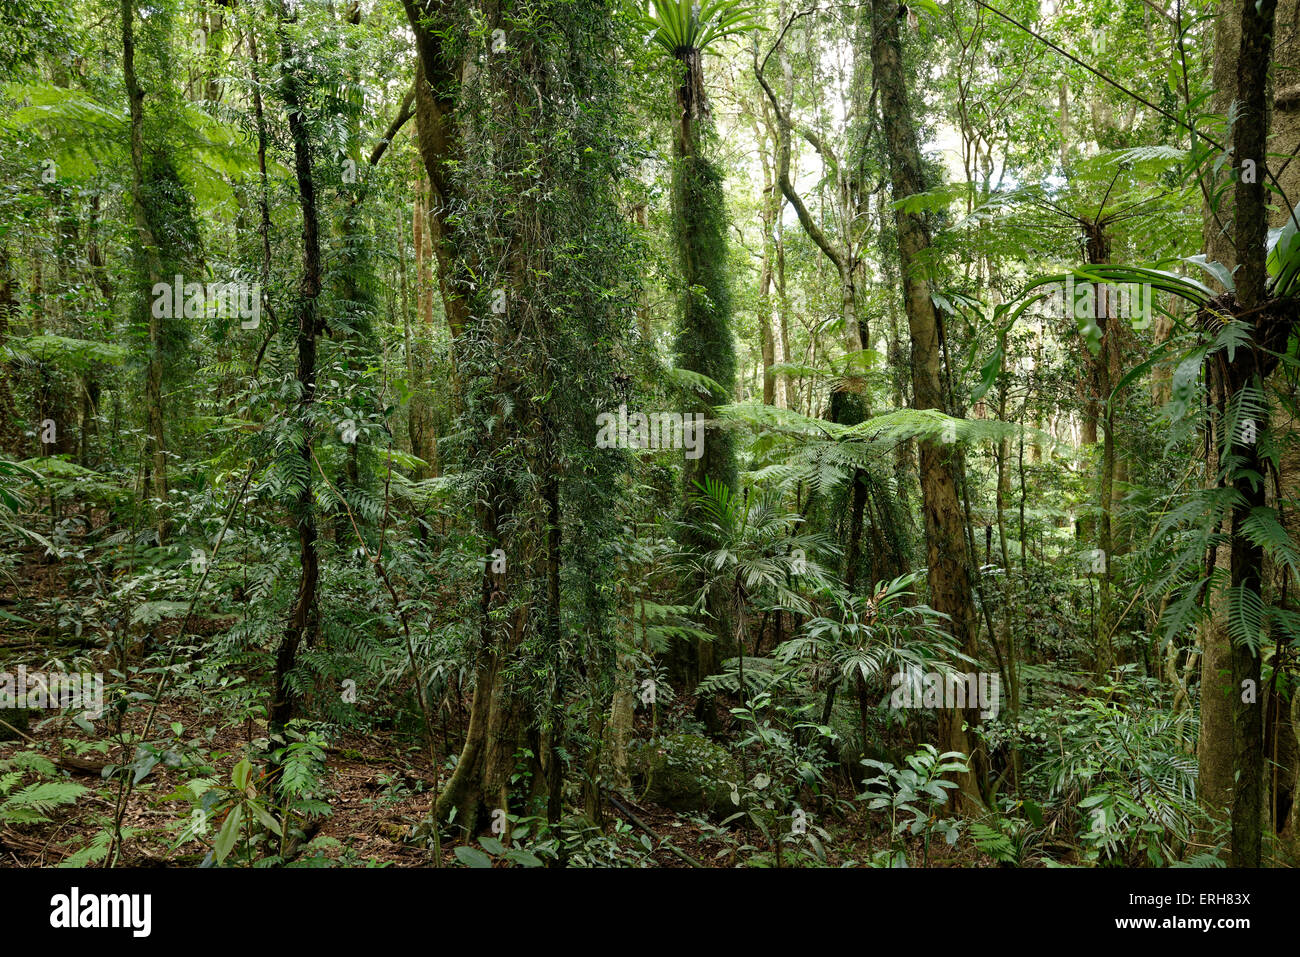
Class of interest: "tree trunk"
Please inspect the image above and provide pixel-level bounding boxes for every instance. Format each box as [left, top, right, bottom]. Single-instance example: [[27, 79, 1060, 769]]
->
[[669, 38, 738, 695], [120, 0, 169, 541], [269, 5, 325, 735], [403, 0, 469, 346], [1265, 0, 1300, 855], [871, 0, 984, 808], [0, 248, 24, 458], [1222, 0, 1277, 868], [1196, 0, 1245, 828], [1083, 222, 1118, 674]]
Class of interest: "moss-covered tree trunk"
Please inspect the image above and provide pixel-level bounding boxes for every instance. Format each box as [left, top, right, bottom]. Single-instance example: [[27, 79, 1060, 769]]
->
[[673, 61, 738, 509], [871, 0, 985, 809], [669, 41, 738, 696], [0, 248, 23, 459], [120, 0, 169, 541]]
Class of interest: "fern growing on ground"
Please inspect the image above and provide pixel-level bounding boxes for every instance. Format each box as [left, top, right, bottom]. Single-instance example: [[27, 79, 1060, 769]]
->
[[0, 753, 87, 825]]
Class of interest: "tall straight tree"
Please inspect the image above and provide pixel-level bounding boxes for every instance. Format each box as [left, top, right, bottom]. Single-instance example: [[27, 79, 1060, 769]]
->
[[638, 0, 751, 682], [1196, 0, 1245, 831], [1220, 0, 1276, 868], [870, 0, 984, 806], [1194, 0, 1288, 868], [639, 1, 749, 505], [121, 0, 198, 541], [268, 3, 325, 734]]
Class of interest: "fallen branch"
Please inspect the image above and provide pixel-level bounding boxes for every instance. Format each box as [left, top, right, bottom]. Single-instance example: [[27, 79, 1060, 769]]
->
[[606, 793, 702, 868]]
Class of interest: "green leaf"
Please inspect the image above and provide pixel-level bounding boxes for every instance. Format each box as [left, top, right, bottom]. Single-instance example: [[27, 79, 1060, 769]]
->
[[213, 804, 243, 866], [1022, 800, 1045, 829], [970, 335, 1004, 402], [131, 748, 159, 785], [249, 802, 282, 837], [478, 836, 506, 855], [453, 845, 493, 868], [504, 848, 544, 867], [1183, 254, 1234, 293]]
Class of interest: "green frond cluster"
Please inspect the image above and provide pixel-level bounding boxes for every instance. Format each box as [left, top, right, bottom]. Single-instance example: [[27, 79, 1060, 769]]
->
[[0, 770, 87, 825], [631, 0, 759, 57]]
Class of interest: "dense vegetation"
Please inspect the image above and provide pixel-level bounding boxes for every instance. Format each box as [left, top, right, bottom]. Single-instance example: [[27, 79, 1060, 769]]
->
[[1, 0, 1298, 871]]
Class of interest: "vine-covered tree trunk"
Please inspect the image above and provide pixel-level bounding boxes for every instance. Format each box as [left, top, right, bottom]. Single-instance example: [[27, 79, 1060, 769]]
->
[[408, 176, 439, 479], [0, 248, 23, 458], [401, 0, 630, 840], [120, 0, 169, 540], [1082, 221, 1117, 674], [871, 0, 984, 808], [1196, 0, 1243, 826], [1265, 0, 1300, 854], [403, 0, 468, 347], [1223, 0, 1277, 868], [269, 6, 325, 734]]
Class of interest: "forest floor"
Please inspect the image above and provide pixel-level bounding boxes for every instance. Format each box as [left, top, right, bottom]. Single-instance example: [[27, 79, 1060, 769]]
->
[[0, 539, 984, 869], [2, 711, 979, 868]]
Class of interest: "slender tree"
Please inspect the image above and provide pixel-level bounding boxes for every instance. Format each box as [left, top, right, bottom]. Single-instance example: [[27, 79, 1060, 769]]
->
[[268, 3, 326, 734], [870, 0, 985, 807]]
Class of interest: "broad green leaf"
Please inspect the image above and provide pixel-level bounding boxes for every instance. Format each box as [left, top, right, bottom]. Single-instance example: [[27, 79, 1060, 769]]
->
[[213, 804, 243, 866], [453, 845, 493, 868]]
